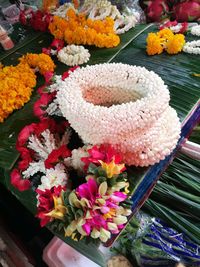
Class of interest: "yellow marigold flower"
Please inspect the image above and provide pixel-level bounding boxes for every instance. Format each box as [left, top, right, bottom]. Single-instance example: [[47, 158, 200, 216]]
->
[[146, 33, 164, 56], [157, 28, 174, 40], [165, 34, 185, 55]]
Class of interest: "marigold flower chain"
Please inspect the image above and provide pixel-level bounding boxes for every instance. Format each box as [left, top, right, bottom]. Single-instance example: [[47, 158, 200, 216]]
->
[[49, 8, 120, 48], [146, 28, 185, 56], [0, 53, 55, 123], [19, 53, 56, 75], [0, 63, 36, 123]]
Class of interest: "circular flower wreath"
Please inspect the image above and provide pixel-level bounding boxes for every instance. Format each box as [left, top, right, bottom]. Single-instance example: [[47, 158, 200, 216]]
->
[[57, 45, 90, 66], [57, 63, 181, 167]]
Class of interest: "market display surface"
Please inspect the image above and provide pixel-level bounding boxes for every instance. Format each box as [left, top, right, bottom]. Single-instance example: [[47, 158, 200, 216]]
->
[[0, 1, 200, 266]]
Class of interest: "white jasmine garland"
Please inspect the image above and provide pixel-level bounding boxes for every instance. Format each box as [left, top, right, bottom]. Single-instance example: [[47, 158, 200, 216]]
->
[[191, 25, 200, 36], [183, 40, 200, 55], [57, 63, 181, 167], [57, 45, 90, 66]]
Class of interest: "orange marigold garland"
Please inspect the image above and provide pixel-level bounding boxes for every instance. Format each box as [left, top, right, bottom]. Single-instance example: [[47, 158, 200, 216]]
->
[[49, 8, 120, 48], [19, 53, 56, 75], [0, 63, 36, 123], [0, 53, 55, 123], [146, 28, 185, 56]]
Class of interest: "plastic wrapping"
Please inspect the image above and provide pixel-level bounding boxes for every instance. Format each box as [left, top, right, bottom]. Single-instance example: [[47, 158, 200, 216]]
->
[[114, 212, 200, 267], [110, 0, 146, 23]]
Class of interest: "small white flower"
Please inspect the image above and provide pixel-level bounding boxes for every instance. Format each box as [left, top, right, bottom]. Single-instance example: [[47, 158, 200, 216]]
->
[[37, 163, 68, 191], [183, 40, 200, 55], [191, 25, 200, 37], [69, 146, 90, 173]]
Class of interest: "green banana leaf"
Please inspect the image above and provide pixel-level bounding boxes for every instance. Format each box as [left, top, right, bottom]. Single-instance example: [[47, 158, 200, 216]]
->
[[144, 198, 200, 245], [143, 152, 200, 244]]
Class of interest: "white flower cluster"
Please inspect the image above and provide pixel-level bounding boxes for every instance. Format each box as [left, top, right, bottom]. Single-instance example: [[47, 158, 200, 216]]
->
[[57, 45, 90, 66], [85, 0, 136, 34], [191, 25, 200, 36], [46, 75, 63, 117], [57, 63, 181, 167], [67, 146, 90, 174], [22, 128, 71, 178], [169, 24, 182, 33], [183, 40, 200, 55], [114, 15, 137, 35], [37, 163, 68, 192]]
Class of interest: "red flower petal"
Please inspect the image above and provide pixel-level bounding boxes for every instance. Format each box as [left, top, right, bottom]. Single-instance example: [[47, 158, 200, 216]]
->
[[16, 123, 36, 148], [44, 145, 71, 169], [10, 169, 31, 191]]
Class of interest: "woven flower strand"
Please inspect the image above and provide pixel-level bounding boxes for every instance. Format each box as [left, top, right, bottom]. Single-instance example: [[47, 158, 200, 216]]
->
[[57, 63, 181, 167]]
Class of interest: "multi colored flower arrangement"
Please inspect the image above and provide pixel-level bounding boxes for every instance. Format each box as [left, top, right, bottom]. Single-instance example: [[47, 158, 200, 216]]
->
[[10, 68, 132, 243], [49, 8, 120, 48], [9, 58, 181, 242], [27, 63, 180, 167], [146, 28, 185, 55], [0, 53, 55, 123]]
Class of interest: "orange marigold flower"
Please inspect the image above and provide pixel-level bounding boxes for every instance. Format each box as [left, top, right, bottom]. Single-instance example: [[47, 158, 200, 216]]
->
[[166, 34, 185, 54], [146, 33, 164, 56]]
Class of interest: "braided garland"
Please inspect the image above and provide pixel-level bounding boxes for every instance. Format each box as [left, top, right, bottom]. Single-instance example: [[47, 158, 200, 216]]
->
[[57, 63, 181, 167]]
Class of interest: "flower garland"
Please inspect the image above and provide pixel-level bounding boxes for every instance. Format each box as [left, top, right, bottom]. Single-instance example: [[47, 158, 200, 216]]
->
[[0, 53, 55, 123], [56, 63, 181, 167], [183, 40, 200, 55], [11, 117, 132, 242], [80, 0, 136, 34], [146, 29, 185, 55], [19, 53, 56, 75], [0, 63, 36, 123], [33, 67, 79, 119], [57, 45, 90, 66], [159, 20, 188, 34], [190, 25, 200, 37], [49, 8, 120, 48]]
